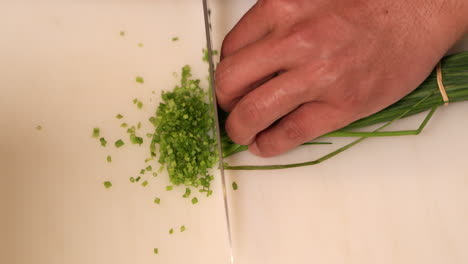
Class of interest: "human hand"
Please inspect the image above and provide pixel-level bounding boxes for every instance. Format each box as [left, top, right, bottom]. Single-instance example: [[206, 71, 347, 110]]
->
[[216, 0, 468, 157]]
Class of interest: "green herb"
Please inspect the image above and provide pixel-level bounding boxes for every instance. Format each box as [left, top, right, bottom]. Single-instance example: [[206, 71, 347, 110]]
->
[[146, 133, 153, 139], [116, 114, 123, 119], [136, 76, 144, 84], [35, 125, 42, 131], [154, 197, 161, 204], [135, 176, 141, 182], [114, 139, 124, 148], [180, 225, 186, 232], [145, 166, 152, 171], [169, 228, 174, 234], [172, 37, 179, 42], [153, 248, 159, 255], [130, 134, 143, 145], [202, 48, 219, 62], [191, 197, 198, 204], [152, 172, 158, 177], [121, 123, 128, 128], [100, 137, 107, 147], [137, 122, 142, 129], [166, 186, 173, 191], [182, 188, 191, 198], [103, 181, 112, 189], [141, 180, 148, 187], [145, 157, 153, 163], [106, 155, 112, 163], [133, 98, 138, 104], [140, 169, 145, 175], [130, 177, 135, 183], [232, 181, 238, 191], [92, 128, 100, 138], [137, 101, 143, 109], [119, 31, 125, 36]]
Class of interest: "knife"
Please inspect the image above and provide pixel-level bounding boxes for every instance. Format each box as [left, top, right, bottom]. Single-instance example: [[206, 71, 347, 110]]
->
[[202, 0, 234, 263]]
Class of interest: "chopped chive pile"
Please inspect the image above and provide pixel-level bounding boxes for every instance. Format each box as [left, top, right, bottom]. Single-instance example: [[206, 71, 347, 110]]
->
[[106, 155, 112, 163], [142, 181, 148, 187], [103, 181, 112, 189], [136, 76, 144, 84], [92, 128, 100, 138], [100, 137, 107, 147], [166, 186, 173, 191], [191, 197, 198, 205], [232, 181, 238, 191], [153, 248, 159, 255], [182, 188, 191, 198], [115, 139, 125, 148], [154, 197, 161, 204], [180, 225, 186, 232], [150, 65, 217, 196], [116, 114, 124, 119]]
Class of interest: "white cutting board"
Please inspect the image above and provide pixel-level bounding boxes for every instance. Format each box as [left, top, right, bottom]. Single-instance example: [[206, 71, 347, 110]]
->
[[1, 1, 468, 264]]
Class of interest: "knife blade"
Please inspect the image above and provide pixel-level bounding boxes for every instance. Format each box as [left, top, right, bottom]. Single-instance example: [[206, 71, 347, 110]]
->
[[201, 0, 234, 263]]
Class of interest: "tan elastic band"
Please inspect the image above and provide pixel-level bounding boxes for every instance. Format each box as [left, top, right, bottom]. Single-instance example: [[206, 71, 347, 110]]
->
[[436, 62, 449, 106]]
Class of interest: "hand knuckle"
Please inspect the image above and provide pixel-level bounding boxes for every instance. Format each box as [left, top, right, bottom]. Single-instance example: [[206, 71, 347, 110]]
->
[[237, 99, 263, 124], [282, 118, 308, 142]]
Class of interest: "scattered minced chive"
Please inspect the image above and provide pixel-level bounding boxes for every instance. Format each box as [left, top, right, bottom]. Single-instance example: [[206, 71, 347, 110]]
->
[[154, 197, 161, 204], [146, 133, 153, 138], [103, 181, 112, 189], [138, 43, 144, 48], [140, 169, 145, 175], [145, 166, 152, 172], [141, 180, 148, 187], [171, 36, 179, 42], [130, 177, 135, 183], [145, 157, 153, 163], [152, 90, 156, 94], [135, 176, 141, 182], [136, 76, 144, 84], [180, 225, 186, 232], [92, 128, 100, 138], [202, 48, 219, 62], [153, 248, 159, 255], [232, 181, 238, 191], [169, 228, 174, 235], [35, 125, 42, 131], [166, 186, 173, 191], [133, 98, 138, 104], [116, 114, 124, 119], [106, 155, 112, 163], [137, 101, 143, 109], [121, 123, 128, 128], [182, 188, 191, 198], [119, 31, 125, 36], [191, 197, 198, 204], [130, 134, 143, 145], [100, 137, 107, 147], [115, 139, 124, 148], [152, 172, 158, 177], [137, 122, 142, 129]]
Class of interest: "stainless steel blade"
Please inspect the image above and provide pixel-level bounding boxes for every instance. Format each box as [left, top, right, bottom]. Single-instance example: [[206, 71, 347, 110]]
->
[[202, 0, 234, 263]]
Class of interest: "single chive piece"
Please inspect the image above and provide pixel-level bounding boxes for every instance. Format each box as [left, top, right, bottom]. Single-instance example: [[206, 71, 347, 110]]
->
[[182, 188, 191, 198], [146, 133, 153, 138], [141, 180, 148, 187], [103, 181, 112, 189], [191, 197, 198, 205], [137, 122, 142, 129], [106, 155, 112, 163], [153, 248, 159, 255], [130, 177, 135, 183], [138, 43, 144, 48], [133, 98, 138, 104], [207, 190, 213, 197], [145, 166, 152, 172], [171, 36, 179, 42], [116, 114, 124, 119], [137, 101, 143, 109], [180, 225, 186, 232], [114, 139, 124, 148], [154, 197, 161, 204], [140, 169, 145, 175], [130, 134, 143, 145], [135, 176, 141, 182], [169, 228, 174, 235], [121, 123, 128, 128], [136, 76, 144, 84], [100, 137, 107, 147], [166, 186, 173, 191], [232, 182, 238, 191], [145, 157, 153, 163], [152, 172, 158, 177], [92, 128, 100, 138], [119, 31, 125, 36], [35, 125, 42, 131]]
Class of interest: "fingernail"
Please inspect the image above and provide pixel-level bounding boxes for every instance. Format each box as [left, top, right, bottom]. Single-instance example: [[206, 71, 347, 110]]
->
[[249, 141, 261, 156]]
